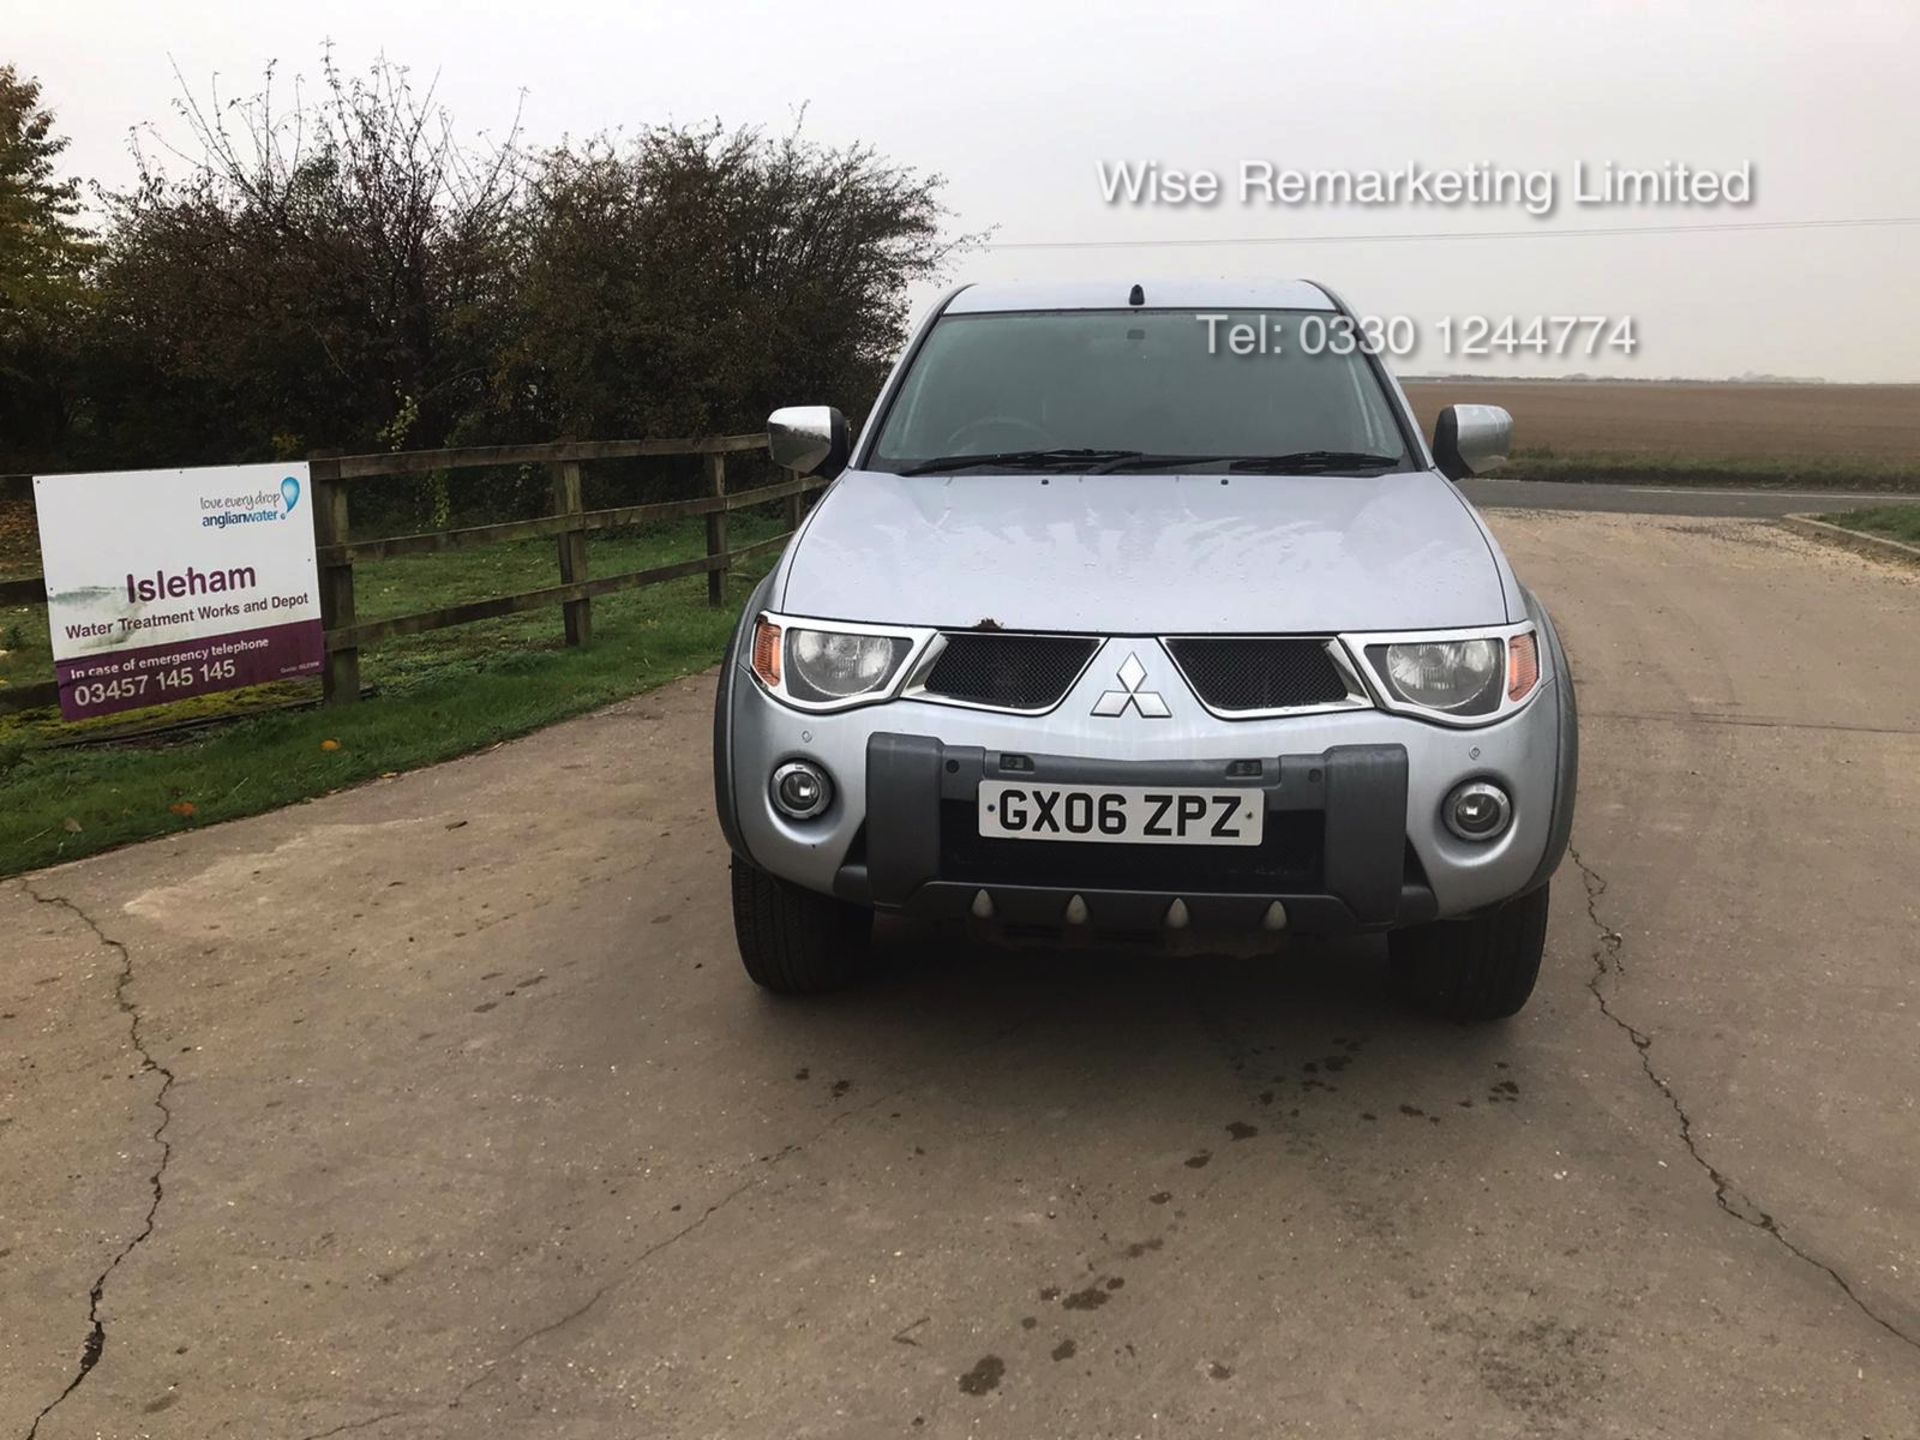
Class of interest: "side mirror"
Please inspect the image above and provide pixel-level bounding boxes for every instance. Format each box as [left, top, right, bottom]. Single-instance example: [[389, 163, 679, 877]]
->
[[767, 406, 850, 479], [1431, 404, 1513, 481]]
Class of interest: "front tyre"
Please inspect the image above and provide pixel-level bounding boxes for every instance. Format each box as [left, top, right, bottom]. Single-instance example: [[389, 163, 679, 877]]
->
[[730, 855, 873, 995], [1391, 883, 1550, 1022]]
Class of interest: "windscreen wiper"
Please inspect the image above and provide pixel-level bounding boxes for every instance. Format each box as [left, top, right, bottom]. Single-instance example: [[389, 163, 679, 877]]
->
[[899, 448, 1141, 476], [1084, 453, 1232, 473], [1090, 450, 1407, 474], [1226, 451, 1403, 474]]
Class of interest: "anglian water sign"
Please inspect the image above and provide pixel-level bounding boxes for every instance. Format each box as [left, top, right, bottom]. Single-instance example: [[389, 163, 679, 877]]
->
[[35, 463, 325, 721]]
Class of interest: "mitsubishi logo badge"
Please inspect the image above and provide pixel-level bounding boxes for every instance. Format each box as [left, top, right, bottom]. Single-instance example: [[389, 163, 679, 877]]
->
[[1092, 652, 1170, 718]]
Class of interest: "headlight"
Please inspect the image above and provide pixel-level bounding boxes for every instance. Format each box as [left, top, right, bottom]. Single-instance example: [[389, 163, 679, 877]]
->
[[749, 615, 922, 710], [1354, 628, 1542, 723], [788, 628, 910, 700], [1382, 638, 1503, 713]]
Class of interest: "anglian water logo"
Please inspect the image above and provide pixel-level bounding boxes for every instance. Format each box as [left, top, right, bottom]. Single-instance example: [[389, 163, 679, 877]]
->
[[201, 476, 300, 529]]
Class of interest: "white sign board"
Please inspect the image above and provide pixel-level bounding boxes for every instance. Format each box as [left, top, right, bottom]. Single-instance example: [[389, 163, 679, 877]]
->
[[35, 463, 323, 721]]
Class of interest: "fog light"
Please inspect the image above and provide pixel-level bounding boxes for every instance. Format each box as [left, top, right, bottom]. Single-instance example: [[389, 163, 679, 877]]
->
[[771, 760, 832, 819], [1445, 780, 1512, 841]]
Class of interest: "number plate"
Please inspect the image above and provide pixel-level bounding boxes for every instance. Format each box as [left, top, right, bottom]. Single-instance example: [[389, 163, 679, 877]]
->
[[978, 782, 1264, 847]]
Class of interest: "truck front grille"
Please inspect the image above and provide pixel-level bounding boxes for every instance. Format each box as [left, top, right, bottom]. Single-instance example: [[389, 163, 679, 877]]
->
[[919, 633, 1100, 711], [1164, 637, 1357, 714]]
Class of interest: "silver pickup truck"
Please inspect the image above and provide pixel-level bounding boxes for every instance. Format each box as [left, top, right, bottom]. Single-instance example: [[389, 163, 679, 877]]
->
[[712, 279, 1577, 1021]]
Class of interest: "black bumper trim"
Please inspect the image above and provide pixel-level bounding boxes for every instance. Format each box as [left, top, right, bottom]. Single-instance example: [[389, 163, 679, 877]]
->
[[901, 882, 1437, 936], [860, 734, 1419, 931], [865, 733, 944, 902], [1322, 744, 1411, 923]]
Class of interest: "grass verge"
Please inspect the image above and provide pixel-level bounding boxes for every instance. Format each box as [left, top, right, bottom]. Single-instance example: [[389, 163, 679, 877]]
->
[[0, 516, 779, 876], [1502, 449, 1920, 492], [1813, 505, 1920, 545]]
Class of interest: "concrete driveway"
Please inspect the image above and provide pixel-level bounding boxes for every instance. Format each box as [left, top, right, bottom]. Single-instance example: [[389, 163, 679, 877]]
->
[[3, 514, 1917, 1439]]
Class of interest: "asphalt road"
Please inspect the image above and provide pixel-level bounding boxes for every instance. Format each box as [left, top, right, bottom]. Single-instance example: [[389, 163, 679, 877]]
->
[[4, 514, 1917, 1438], [1458, 475, 1907, 516]]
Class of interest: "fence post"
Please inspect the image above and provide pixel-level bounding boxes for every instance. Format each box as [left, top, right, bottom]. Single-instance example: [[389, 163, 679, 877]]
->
[[550, 458, 590, 645], [311, 450, 359, 705], [783, 471, 802, 534], [705, 451, 728, 606]]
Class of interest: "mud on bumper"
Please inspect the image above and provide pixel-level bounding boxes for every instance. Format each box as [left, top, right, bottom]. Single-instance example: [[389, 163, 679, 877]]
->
[[831, 733, 1439, 936]]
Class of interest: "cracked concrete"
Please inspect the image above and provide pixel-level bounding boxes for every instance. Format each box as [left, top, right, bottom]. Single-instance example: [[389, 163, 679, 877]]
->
[[1571, 847, 1920, 1354], [275, 1005, 1061, 1440], [1, 511, 1917, 1438], [15, 886, 177, 1440]]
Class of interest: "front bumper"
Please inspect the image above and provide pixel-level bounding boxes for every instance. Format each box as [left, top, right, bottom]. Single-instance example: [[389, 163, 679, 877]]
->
[[855, 735, 1425, 934], [718, 627, 1571, 933]]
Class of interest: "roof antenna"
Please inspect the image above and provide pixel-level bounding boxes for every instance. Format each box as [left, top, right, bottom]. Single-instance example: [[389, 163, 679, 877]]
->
[[1128, 283, 1145, 307]]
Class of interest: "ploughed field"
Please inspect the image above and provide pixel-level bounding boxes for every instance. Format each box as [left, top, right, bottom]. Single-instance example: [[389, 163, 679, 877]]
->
[[1402, 380, 1920, 464]]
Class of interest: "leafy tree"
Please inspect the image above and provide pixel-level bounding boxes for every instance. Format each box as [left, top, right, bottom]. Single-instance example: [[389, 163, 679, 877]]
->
[[0, 64, 93, 470], [90, 54, 522, 469], [502, 120, 975, 442], [10, 52, 977, 518]]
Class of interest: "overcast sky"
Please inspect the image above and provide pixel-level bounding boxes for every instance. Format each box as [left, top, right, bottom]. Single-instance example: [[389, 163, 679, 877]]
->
[[15, 0, 1919, 381]]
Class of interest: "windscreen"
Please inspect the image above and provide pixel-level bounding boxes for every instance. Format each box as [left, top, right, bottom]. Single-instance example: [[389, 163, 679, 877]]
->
[[867, 309, 1413, 470]]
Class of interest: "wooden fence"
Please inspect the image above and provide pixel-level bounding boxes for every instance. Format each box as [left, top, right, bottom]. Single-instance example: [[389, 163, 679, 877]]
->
[[0, 433, 822, 716]]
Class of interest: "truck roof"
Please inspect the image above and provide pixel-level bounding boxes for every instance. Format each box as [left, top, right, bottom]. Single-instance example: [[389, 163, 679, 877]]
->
[[944, 278, 1339, 313]]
